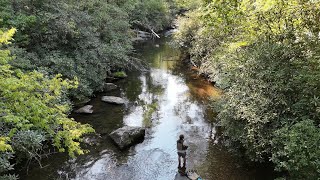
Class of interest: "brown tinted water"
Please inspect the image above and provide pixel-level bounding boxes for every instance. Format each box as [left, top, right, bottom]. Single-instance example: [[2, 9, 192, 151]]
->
[[19, 37, 275, 180]]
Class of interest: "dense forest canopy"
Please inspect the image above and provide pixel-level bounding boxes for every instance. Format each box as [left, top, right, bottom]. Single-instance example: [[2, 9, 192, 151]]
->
[[175, 0, 320, 179], [0, 0, 175, 99], [0, 0, 175, 179]]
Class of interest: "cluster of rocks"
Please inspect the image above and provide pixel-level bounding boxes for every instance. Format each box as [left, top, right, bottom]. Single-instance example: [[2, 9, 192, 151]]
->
[[74, 82, 125, 114], [74, 76, 146, 150]]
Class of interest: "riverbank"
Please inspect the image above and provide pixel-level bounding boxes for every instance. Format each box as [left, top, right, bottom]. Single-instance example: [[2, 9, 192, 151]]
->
[[18, 37, 276, 180]]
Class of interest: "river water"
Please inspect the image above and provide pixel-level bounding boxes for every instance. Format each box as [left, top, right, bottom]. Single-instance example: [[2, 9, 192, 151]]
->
[[20, 37, 275, 180]]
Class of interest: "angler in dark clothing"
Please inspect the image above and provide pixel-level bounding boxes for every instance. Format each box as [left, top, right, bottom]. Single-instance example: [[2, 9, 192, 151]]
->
[[177, 134, 188, 168]]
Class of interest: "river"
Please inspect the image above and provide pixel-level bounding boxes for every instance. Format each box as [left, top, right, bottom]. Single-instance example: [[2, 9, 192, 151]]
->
[[20, 37, 275, 180]]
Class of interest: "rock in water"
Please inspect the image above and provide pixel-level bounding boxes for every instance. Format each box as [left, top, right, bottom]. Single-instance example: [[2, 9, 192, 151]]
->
[[103, 83, 118, 91], [75, 105, 93, 114], [109, 126, 145, 149], [101, 96, 125, 104], [83, 134, 102, 146]]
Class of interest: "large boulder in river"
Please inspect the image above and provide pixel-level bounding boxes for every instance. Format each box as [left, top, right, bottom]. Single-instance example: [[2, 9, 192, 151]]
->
[[103, 83, 118, 91], [75, 105, 93, 114], [109, 126, 145, 149], [101, 96, 125, 105]]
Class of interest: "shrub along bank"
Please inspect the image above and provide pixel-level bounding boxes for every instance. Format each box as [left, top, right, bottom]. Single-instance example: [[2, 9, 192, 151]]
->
[[0, 0, 177, 179], [174, 0, 320, 179]]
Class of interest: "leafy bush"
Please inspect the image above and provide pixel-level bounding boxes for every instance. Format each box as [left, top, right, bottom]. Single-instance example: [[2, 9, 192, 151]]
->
[[126, 0, 173, 31], [0, 0, 178, 178], [175, 0, 320, 178], [0, 0, 136, 99], [173, 10, 201, 51], [0, 0, 176, 99], [0, 29, 94, 178], [272, 120, 320, 179]]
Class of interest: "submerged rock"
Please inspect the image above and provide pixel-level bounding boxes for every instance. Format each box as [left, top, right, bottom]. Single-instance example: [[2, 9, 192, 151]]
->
[[101, 96, 125, 104], [75, 105, 93, 114], [83, 134, 102, 146], [103, 83, 118, 91], [109, 126, 145, 149]]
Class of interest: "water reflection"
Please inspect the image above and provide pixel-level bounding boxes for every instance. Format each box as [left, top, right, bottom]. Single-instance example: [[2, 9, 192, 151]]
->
[[71, 39, 215, 180], [21, 37, 274, 180]]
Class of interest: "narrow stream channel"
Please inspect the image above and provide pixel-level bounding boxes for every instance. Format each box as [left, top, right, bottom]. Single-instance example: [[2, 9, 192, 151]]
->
[[20, 37, 275, 180]]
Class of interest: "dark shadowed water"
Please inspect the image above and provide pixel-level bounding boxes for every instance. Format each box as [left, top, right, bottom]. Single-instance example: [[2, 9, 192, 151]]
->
[[19, 37, 275, 180]]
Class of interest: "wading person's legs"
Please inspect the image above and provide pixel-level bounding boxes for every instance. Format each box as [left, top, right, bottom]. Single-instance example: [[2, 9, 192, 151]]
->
[[182, 153, 186, 167]]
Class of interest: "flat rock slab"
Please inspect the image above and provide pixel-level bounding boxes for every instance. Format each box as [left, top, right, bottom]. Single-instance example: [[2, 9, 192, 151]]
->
[[75, 105, 93, 114], [109, 126, 145, 149], [101, 96, 125, 105], [103, 83, 117, 91]]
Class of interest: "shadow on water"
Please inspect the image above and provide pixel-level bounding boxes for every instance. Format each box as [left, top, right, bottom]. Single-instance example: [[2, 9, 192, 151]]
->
[[19, 37, 276, 180]]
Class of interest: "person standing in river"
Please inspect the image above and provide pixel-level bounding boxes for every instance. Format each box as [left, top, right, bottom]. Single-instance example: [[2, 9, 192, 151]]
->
[[177, 134, 188, 169]]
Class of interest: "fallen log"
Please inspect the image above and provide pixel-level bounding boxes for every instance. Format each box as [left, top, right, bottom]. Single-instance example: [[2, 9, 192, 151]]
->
[[150, 28, 160, 39], [133, 21, 160, 39]]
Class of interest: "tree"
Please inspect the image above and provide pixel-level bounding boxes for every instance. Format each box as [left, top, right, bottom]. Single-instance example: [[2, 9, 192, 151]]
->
[[0, 28, 94, 179], [174, 0, 320, 178]]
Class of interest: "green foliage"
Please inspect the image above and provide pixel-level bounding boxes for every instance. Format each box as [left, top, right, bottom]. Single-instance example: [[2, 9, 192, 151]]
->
[[272, 120, 320, 179], [0, 69, 95, 156], [128, 0, 172, 31], [0, 29, 94, 178], [175, 0, 320, 178], [0, 0, 177, 178], [0, 0, 132, 99], [0, 152, 14, 174], [0, 0, 176, 99], [217, 41, 320, 166], [0, 174, 18, 180], [174, 10, 201, 52], [0, 138, 12, 152], [174, 0, 202, 10], [112, 71, 128, 78]]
